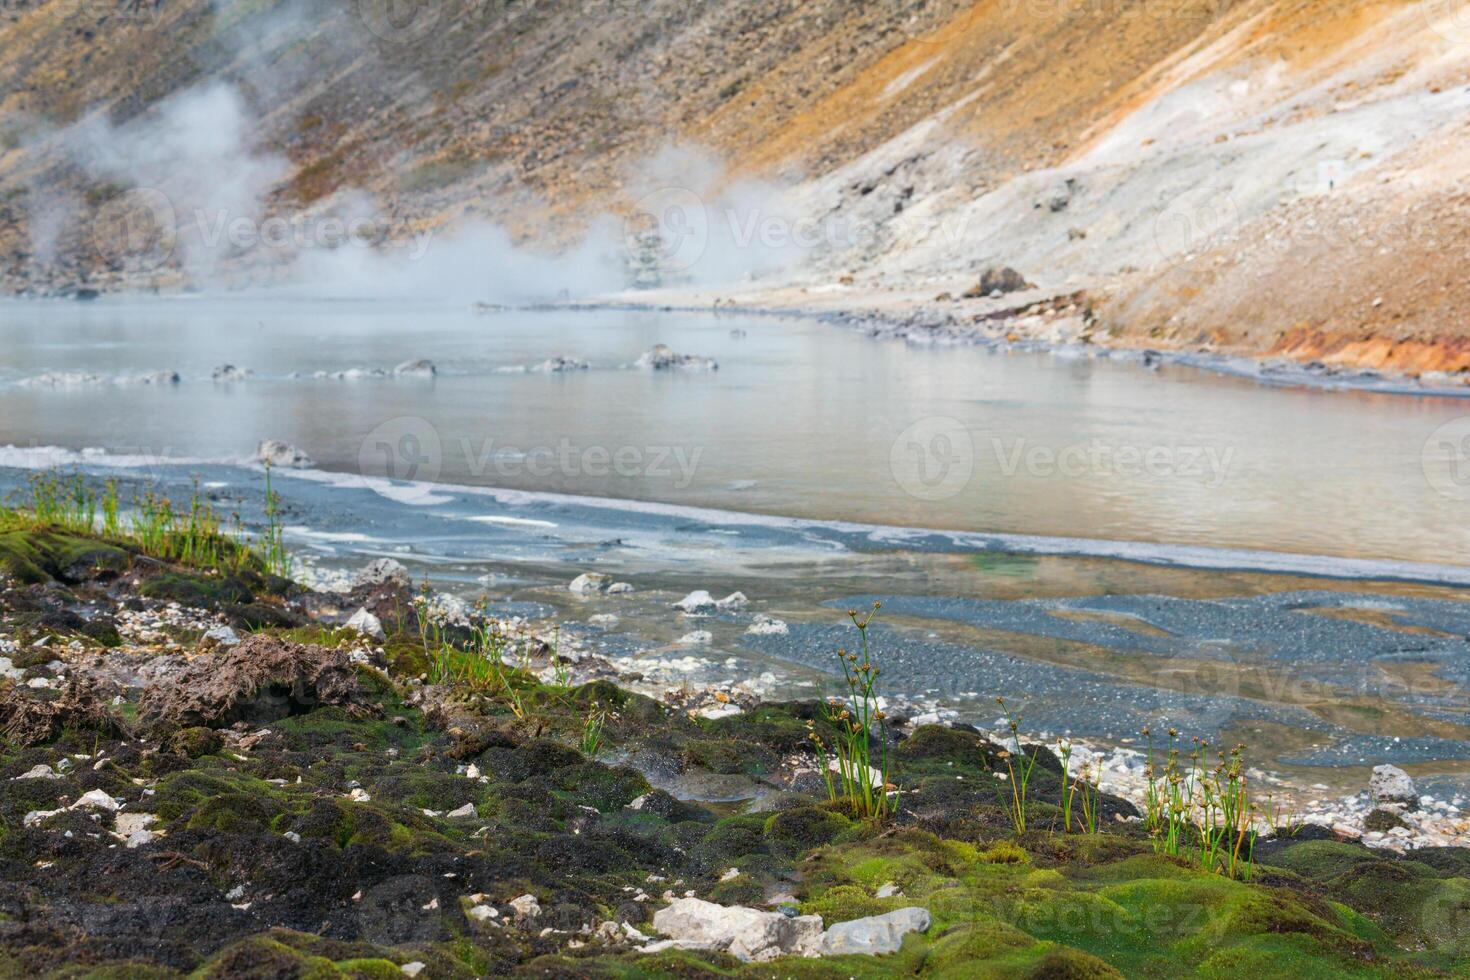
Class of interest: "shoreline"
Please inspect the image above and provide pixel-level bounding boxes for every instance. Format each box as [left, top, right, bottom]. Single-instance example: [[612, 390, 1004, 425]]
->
[[557, 289, 1470, 401]]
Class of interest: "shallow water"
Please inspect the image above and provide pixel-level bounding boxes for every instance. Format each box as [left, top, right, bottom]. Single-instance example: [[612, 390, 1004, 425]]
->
[[3, 297, 1470, 788], [2, 296, 1469, 567]]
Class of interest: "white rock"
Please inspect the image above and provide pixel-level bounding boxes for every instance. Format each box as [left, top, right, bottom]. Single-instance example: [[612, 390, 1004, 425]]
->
[[746, 617, 788, 636], [875, 882, 901, 898], [677, 631, 713, 645], [202, 626, 240, 647], [652, 898, 822, 962], [720, 867, 741, 882], [510, 894, 542, 921], [570, 573, 613, 595], [589, 614, 620, 628], [607, 582, 635, 595], [715, 592, 749, 612], [1370, 765, 1418, 810], [354, 558, 412, 590], [345, 608, 386, 640], [348, 788, 372, 803], [696, 702, 743, 720], [446, 803, 478, 819], [75, 789, 121, 811], [635, 345, 718, 371], [114, 813, 156, 835], [126, 830, 156, 848], [400, 963, 426, 977], [674, 591, 716, 614], [468, 904, 499, 922], [13, 765, 60, 780], [211, 364, 254, 383], [257, 439, 315, 469], [818, 907, 930, 956]]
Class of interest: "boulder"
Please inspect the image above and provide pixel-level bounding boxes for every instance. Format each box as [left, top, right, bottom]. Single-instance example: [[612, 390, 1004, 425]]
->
[[715, 591, 749, 611], [570, 573, 613, 595], [818, 908, 930, 956], [353, 558, 412, 590], [393, 359, 437, 378], [607, 582, 635, 595], [257, 440, 314, 469], [202, 626, 241, 648], [964, 267, 1032, 298], [1370, 765, 1418, 810], [652, 898, 822, 962]]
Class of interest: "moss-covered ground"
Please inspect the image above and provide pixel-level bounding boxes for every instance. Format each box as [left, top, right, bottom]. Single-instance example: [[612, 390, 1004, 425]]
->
[[0, 525, 1467, 977]]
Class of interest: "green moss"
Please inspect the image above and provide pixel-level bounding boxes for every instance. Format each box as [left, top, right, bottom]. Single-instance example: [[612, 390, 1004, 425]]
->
[[169, 726, 223, 759], [139, 571, 253, 606], [0, 528, 129, 584], [763, 805, 856, 858]]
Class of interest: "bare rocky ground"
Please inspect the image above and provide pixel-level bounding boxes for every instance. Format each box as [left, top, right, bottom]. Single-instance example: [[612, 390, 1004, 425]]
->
[[2, 524, 1470, 975]]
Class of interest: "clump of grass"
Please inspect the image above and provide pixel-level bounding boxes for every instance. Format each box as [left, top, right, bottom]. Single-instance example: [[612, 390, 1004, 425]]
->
[[1141, 727, 1260, 880], [995, 696, 1040, 835], [808, 602, 893, 820], [19, 469, 290, 577]]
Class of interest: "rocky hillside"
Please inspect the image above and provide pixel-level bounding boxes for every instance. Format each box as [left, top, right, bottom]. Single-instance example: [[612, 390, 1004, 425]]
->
[[3, 0, 1469, 372]]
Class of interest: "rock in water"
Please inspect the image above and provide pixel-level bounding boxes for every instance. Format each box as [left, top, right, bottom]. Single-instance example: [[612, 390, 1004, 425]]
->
[[393, 359, 437, 378], [635, 344, 718, 371], [1370, 764, 1418, 810], [715, 591, 748, 611], [211, 364, 254, 382], [257, 440, 314, 469], [818, 908, 930, 956], [533, 356, 590, 372], [569, 573, 613, 595], [674, 590, 716, 613], [651, 898, 822, 962], [353, 558, 412, 590]]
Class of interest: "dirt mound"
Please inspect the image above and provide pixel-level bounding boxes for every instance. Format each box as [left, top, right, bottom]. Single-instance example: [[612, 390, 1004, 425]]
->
[[0, 681, 127, 746], [137, 634, 366, 732]]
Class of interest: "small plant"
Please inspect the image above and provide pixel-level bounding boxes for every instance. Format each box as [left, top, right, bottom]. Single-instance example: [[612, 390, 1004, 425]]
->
[[254, 463, 290, 577], [995, 696, 1040, 836], [100, 480, 121, 538], [808, 602, 893, 820], [1078, 759, 1102, 835], [1058, 738, 1076, 833], [580, 705, 606, 757], [1141, 727, 1261, 880]]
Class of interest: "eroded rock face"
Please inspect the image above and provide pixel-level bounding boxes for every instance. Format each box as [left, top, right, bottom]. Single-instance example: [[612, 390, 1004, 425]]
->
[[651, 897, 822, 962], [818, 907, 930, 956], [138, 634, 365, 731], [0, 681, 126, 746]]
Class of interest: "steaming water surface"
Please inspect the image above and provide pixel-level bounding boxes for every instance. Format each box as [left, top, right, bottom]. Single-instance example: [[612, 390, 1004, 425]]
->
[[0, 297, 1466, 568]]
